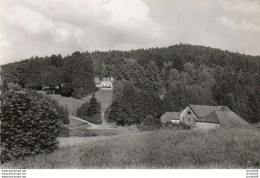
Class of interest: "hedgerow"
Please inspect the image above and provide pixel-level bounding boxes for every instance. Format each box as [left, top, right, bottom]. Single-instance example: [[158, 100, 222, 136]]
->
[[0, 86, 68, 163]]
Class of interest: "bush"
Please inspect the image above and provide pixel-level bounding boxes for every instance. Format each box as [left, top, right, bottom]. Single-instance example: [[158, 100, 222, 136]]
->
[[0, 87, 67, 163], [58, 125, 70, 137], [164, 122, 191, 130], [138, 115, 161, 131], [178, 122, 191, 129], [164, 122, 179, 129]]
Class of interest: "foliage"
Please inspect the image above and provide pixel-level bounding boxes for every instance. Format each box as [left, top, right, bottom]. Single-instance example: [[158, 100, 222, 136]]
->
[[87, 93, 99, 117], [0, 86, 68, 163], [163, 122, 191, 130], [1, 52, 95, 98], [2, 44, 259, 123], [58, 125, 70, 137], [137, 115, 161, 131], [76, 94, 101, 124], [108, 81, 164, 126], [91, 44, 259, 123]]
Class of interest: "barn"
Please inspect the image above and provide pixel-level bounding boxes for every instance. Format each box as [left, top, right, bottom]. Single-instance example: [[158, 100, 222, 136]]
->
[[160, 112, 179, 127], [179, 104, 249, 129]]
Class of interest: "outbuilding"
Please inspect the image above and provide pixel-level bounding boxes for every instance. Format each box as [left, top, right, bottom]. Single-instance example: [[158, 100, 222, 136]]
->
[[160, 112, 179, 127]]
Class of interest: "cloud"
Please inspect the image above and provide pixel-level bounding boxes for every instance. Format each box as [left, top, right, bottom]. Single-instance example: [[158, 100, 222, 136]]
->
[[0, 0, 259, 65], [0, 0, 165, 64], [218, 0, 260, 15], [8, 5, 54, 35], [216, 16, 260, 33]]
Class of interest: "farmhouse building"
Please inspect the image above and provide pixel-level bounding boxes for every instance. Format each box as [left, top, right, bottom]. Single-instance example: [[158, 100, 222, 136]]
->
[[179, 104, 249, 129], [95, 77, 114, 90], [161, 104, 249, 129], [160, 112, 179, 127]]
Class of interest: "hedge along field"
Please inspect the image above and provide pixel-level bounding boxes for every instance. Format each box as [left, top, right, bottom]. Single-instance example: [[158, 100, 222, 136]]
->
[[2, 128, 260, 168], [0, 86, 69, 163]]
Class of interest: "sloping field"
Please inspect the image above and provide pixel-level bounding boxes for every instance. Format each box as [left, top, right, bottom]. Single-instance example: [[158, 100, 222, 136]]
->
[[3, 128, 260, 169], [81, 90, 113, 112], [47, 93, 84, 116], [43, 90, 112, 117]]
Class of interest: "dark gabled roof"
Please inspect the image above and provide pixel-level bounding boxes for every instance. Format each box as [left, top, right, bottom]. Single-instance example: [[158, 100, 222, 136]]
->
[[196, 110, 249, 127], [160, 112, 179, 122], [166, 112, 179, 120], [102, 78, 112, 82], [197, 111, 220, 124], [189, 104, 230, 118], [215, 111, 249, 128]]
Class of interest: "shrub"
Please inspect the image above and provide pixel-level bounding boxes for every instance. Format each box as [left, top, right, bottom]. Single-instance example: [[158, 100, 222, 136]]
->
[[164, 122, 179, 129], [163, 122, 191, 130], [0, 87, 67, 163], [58, 125, 70, 137], [178, 122, 191, 130], [138, 115, 161, 131]]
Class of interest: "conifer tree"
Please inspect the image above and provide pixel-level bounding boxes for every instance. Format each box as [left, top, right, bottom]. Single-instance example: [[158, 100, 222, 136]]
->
[[87, 93, 99, 117]]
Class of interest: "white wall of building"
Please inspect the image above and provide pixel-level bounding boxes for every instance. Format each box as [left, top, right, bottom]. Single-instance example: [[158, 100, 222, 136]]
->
[[100, 81, 113, 90], [179, 106, 197, 125], [171, 120, 179, 124], [192, 122, 220, 129]]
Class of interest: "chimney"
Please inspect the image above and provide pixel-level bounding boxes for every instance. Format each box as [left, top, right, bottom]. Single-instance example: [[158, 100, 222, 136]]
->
[[221, 106, 226, 112]]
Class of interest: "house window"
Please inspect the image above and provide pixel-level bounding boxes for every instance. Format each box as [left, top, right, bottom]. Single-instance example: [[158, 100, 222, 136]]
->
[[182, 117, 184, 121], [188, 118, 190, 122], [188, 111, 191, 114]]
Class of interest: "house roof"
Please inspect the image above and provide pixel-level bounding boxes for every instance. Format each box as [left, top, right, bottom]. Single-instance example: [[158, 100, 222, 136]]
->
[[102, 78, 112, 82], [215, 111, 249, 128], [189, 104, 230, 118], [161, 112, 179, 122], [196, 110, 249, 127], [166, 112, 179, 120], [197, 111, 220, 124]]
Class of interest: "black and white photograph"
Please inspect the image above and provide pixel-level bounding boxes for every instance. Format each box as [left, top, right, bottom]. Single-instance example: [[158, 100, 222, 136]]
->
[[0, 0, 259, 176]]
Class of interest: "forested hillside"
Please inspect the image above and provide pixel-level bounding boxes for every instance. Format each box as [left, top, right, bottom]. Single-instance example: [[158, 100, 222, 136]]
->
[[1, 51, 95, 99], [93, 44, 259, 124], [1, 44, 259, 123]]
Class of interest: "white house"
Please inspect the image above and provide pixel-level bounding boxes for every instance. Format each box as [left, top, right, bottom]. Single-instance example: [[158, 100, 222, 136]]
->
[[95, 77, 114, 90]]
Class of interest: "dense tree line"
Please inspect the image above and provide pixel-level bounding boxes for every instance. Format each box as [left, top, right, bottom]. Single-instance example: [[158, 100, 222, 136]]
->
[[1, 52, 95, 99], [1, 44, 259, 124]]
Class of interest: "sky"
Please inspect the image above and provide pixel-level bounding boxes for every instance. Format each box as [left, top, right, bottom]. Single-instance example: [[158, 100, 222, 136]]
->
[[0, 0, 259, 65]]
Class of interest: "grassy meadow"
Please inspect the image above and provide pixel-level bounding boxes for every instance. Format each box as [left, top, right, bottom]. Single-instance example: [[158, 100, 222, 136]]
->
[[81, 90, 113, 112], [44, 92, 84, 116], [2, 128, 259, 169]]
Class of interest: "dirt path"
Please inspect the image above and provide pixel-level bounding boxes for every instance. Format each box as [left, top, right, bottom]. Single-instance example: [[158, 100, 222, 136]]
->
[[69, 115, 117, 129]]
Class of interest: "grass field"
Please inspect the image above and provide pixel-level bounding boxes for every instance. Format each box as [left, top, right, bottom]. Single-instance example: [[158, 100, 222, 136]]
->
[[46, 93, 84, 116], [3, 128, 259, 169], [47, 90, 113, 121], [81, 90, 113, 112]]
